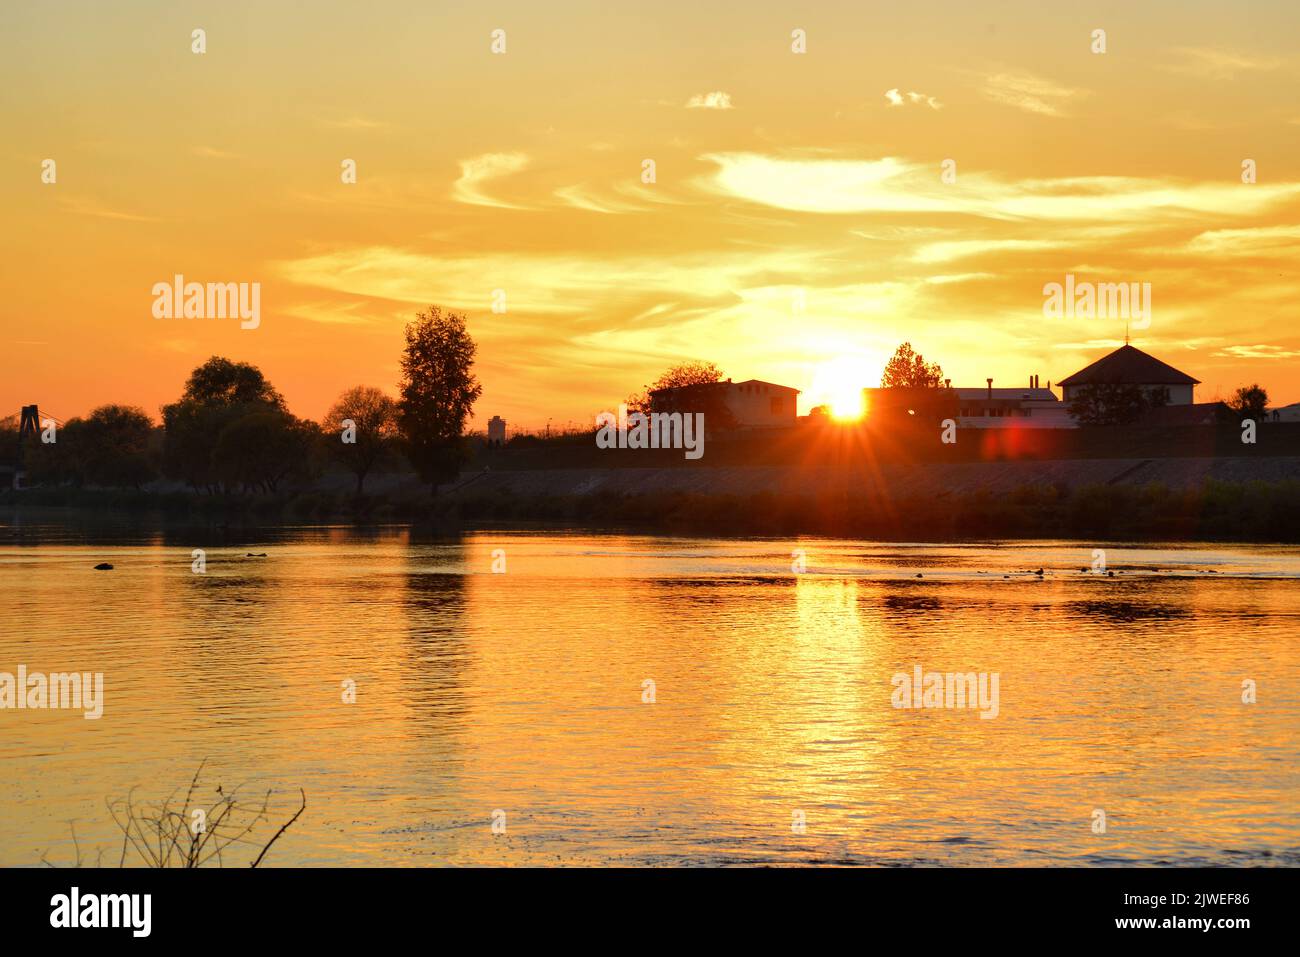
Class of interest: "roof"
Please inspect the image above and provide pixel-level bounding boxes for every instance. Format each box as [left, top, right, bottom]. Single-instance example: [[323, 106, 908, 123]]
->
[[953, 388, 1057, 401], [1058, 345, 1199, 387], [731, 379, 800, 393], [651, 378, 799, 395]]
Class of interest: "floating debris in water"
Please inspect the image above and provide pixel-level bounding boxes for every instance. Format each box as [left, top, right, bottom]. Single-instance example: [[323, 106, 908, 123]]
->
[[93, 562, 113, 570]]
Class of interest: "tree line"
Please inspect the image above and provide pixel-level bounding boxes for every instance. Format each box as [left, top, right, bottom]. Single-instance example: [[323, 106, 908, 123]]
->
[[3, 332, 1279, 496], [5, 306, 481, 496]]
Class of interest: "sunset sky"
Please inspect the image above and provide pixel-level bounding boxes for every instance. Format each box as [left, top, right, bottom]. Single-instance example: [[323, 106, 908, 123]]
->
[[3, 0, 1299, 430]]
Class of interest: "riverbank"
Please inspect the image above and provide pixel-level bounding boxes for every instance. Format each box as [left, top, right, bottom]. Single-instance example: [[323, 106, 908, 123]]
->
[[4, 455, 1299, 541], [442, 475, 1300, 541]]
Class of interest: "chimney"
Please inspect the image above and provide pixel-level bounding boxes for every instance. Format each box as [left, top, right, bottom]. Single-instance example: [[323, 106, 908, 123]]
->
[[986, 378, 993, 400]]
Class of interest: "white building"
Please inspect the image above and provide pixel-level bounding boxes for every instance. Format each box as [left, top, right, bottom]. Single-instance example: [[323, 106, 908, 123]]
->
[[721, 379, 799, 428], [954, 384, 1073, 429], [649, 378, 799, 429], [487, 415, 506, 447], [864, 375, 1075, 428]]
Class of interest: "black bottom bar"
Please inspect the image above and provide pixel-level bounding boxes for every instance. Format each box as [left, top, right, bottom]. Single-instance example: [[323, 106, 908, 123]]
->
[[0, 866, 1286, 944]]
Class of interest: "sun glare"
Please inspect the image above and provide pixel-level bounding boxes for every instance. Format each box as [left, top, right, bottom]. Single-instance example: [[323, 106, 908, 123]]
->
[[810, 357, 871, 421]]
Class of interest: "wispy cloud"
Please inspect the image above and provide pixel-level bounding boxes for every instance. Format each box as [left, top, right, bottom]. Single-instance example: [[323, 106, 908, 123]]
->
[[1185, 225, 1300, 256], [885, 88, 942, 110], [280, 299, 386, 327], [1213, 344, 1300, 360], [981, 71, 1083, 117], [57, 194, 160, 222], [275, 245, 825, 317], [912, 239, 1062, 264], [698, 152, 1300, 220], [553, 184, 650, 214], [686, 91, 733, 110], [923, 272, 994, 285], [451, 152, 532, 209], [1164, 47, 1283, 79], [611, 181, 690, 206]]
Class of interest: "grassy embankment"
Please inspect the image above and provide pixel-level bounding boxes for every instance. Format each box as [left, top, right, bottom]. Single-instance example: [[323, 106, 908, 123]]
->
[[4, 422, 1299, 541]]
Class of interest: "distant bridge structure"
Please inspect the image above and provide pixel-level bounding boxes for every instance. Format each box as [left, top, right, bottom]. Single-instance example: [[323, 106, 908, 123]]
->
[[3, 404, 66, 489]]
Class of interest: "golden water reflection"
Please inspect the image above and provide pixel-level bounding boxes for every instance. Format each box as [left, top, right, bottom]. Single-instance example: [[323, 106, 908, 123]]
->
[[1, 531, 1297, 865]]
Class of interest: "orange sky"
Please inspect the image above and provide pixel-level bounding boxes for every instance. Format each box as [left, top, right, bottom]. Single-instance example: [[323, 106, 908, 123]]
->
[[3, 0, 1299, 430]]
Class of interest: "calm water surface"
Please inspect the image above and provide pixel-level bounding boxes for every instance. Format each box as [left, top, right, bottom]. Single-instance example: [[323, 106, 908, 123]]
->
[[1, 519, 1297, 866]]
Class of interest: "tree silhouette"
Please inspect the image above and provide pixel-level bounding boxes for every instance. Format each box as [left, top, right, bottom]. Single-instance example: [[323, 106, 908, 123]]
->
[[627, 360, 725, 413], [398, 306, 482, 492], [1067, 383, 1167, 426], [79, 405, 156, 488], [651, 360, 725, 392], [213, 410, 317, 494], [627, 360, 737, 427], [22, 408, 155, 488], [177, 356, 285, 409], [1228, 383, 1269, 420], [881, 343, 944, 389], [323, 386, 400, 495], [162, 356, 293, 493]]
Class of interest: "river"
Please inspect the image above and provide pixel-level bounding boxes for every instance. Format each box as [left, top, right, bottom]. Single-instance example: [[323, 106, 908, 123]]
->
[[2, 519, 1296, 866]]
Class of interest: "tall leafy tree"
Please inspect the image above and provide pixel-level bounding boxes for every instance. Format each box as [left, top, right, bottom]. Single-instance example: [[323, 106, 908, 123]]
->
[[213, 410, 317, 493], [398, 307, 482, 492], [323, 385, 401, 495], [178, 356, 285, 408], [81, 405, 156, 487], [881, 343, 944, 389], [162, 356, 289, 492]]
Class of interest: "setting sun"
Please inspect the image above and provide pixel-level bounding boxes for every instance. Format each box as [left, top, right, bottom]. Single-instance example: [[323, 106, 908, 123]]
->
[[810, 357, 872, 420]]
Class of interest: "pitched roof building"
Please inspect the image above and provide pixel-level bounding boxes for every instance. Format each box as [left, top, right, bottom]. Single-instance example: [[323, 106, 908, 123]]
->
[[1057, 344, 1199, 405]]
